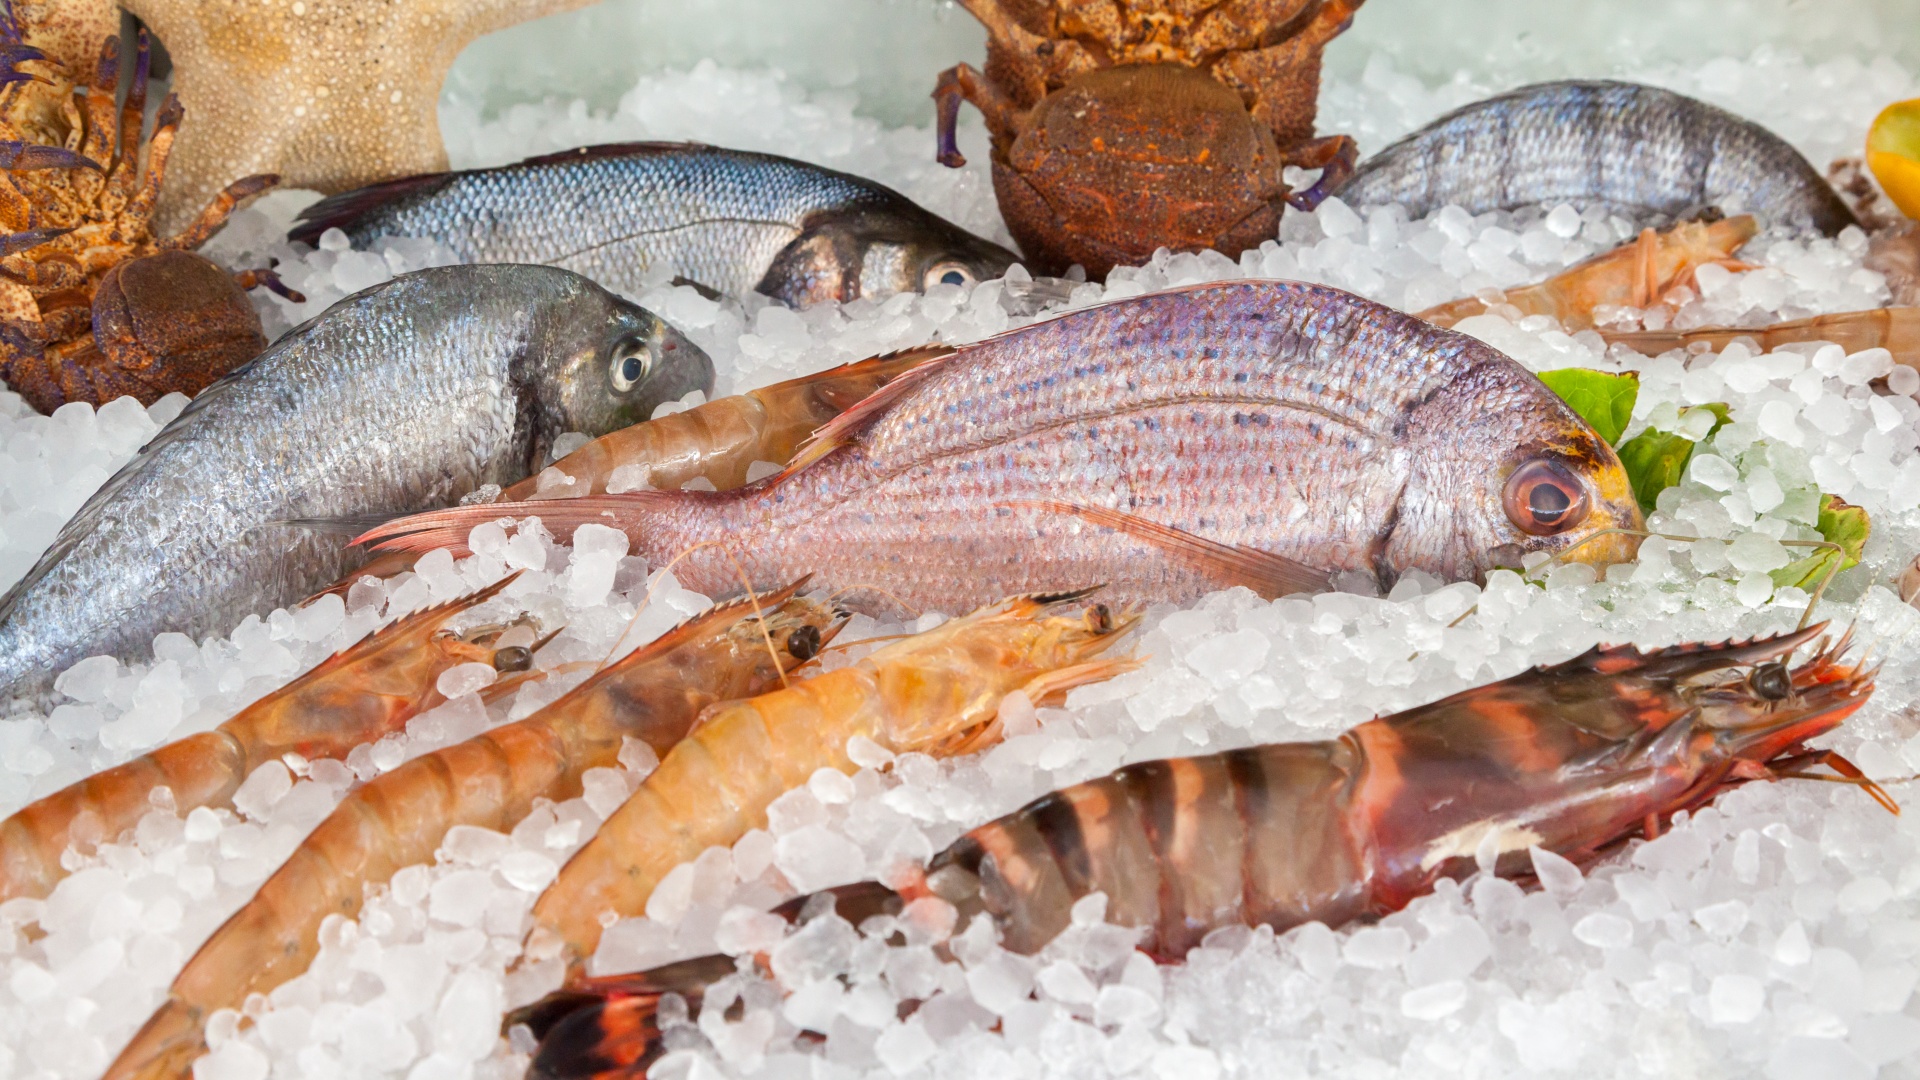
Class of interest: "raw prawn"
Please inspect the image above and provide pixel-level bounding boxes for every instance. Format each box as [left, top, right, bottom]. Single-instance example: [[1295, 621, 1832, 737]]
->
[[504, 346, 949, 500], [519, 624, 1882, 1077], [1600, 306, 1920, 372], [1418, 215, 1758, 330], [520, 590, 1141, 982], [322, 348, 950, 591], [0, 575, 534, 902], [103, 583, 842, 1080]]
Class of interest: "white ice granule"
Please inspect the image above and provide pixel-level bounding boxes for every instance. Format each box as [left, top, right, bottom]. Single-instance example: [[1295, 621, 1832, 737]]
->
[[3, 41, 1920, 1080]]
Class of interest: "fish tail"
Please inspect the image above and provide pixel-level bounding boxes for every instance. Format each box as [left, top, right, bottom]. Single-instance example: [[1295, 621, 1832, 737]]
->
[[352, 492, 698, 560]]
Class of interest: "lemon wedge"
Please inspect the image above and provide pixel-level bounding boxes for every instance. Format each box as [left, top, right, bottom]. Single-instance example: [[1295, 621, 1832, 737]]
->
[[1869, 97, 1920, 220]]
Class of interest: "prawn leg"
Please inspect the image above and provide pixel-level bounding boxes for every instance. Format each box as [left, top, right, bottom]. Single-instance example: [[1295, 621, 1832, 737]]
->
[[0, 576, 528, 902], [1418, 215, 1759, 330], [522, 591, 1140, 982], [101, 584, 843, 1080]]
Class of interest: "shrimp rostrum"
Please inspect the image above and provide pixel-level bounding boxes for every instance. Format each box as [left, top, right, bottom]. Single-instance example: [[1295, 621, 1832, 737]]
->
[[103, 583, 843, 1080], [519, 623, 1881, 1077]]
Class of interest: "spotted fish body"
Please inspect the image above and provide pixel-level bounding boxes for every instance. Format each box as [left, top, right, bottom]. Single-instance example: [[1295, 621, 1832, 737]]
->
[[369, 280, 1644, 615], [0, 265, 712, 701], [289, 142, 1020, 306], [1339, 80, 1858, 236]]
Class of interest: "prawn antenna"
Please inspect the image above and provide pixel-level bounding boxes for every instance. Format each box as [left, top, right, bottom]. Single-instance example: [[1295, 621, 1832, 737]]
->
[[1518, 527, 1847, 630]]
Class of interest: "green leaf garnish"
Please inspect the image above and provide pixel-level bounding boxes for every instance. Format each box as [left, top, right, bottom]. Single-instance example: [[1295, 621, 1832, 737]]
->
[[1770, 494, 1871, 590], [1537, 368, 1639, 446], [1613, 403, 1732, 514]]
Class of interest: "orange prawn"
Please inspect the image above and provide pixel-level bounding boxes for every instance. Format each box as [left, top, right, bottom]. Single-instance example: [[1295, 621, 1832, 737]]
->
[[520, 589, 1140, 983], [1419, 215, 1758, 330], [518, 625, 1885, 1078], [506, 346, 949, 500], [1601, 305, 1920, 372], [0, 575, 535, 902], [102, 583, 843, 1080]]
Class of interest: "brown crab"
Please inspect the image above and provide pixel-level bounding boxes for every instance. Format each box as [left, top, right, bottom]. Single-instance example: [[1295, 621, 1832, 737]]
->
[[0, 25, 283, 414], [934, 0, 1363, 278]]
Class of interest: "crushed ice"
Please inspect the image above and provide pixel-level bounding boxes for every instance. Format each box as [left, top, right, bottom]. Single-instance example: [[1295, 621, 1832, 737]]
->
[[3, 49, 1920, 1080]]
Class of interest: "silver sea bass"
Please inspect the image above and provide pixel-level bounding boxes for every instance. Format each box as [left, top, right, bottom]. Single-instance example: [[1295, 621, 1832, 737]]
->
[[1339, 80, 1858, 236], [288, 142, 1021, 307], [0, 264, 712, 700]]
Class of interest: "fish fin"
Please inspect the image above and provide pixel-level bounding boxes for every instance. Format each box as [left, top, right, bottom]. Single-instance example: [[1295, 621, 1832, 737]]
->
[[352, 494, 677, 556], [778, 347, 965, 478], [517, 140, 714, 169], [287, 171, 458, 244], [1006, 500, 1333, 600], [809, 344, 956, 411]]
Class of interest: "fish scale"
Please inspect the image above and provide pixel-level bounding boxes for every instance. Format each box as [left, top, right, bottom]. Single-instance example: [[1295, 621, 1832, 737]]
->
[[370, 280, 1645, 616], [1339, 80, 1858, 237], [0, 266, 712, 702], [289, 143, 1019, 306]]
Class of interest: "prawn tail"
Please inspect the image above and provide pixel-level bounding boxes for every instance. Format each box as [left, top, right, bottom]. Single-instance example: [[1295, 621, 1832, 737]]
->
[[351, 493, 691, 559], [519, 883, 907, 1079], [516, 955, 739, 1080]]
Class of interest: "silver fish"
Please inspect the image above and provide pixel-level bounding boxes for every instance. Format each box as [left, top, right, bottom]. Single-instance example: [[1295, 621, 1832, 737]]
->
[[0, 264, 711, 700], [1338, 80, 1858, 236], [365, 280, 1644, 615], [288, 142, 1022, 307]]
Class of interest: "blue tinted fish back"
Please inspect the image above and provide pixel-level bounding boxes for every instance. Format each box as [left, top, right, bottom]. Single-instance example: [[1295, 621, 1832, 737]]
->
[[1339, 80, 1856, 236]]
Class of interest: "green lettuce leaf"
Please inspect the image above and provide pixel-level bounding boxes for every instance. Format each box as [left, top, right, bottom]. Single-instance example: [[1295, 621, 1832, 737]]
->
[[1537, 368, 1639, 446], [1613, 403, 1732, 514], [1771, 494, 1871, 590]]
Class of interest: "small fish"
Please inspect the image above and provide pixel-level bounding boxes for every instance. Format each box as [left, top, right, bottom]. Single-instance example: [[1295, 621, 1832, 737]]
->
[[1338, 81, 1858, 236], [0, 264, 711, 701], [364, 280, 1644, 615], [288, 142, 1022, 307]]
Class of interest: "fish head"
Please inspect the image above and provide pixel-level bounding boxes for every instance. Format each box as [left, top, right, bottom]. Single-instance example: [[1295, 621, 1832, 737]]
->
[[537, 289, 714, 446], [1393, 359, 1643, 581], [756, 204, 1021, 306]]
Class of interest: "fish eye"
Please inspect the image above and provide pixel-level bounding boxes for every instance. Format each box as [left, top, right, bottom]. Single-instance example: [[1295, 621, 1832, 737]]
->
[[1502, 459, 1592, 536], [492, 645, 533, 673], [1748, 662, 1793, 701], [787, 625, 822, 661], [924, 261, 975, 291], [608, 338, 653, 393]]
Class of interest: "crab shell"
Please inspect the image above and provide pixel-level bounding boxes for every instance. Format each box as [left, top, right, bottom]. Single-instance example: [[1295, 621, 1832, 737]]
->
[[3, 249, 265, 412], [993, 64, 1289, 278]]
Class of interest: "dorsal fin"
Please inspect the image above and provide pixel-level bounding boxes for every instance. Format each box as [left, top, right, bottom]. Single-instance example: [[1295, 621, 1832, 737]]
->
[[288, 171, 457, 244], [776, 345, 967, 478], [517, 140, 713, 168]]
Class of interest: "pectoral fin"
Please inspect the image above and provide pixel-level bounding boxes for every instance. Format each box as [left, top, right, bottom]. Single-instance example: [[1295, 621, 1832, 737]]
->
[[1007, 500, 1332, 599]]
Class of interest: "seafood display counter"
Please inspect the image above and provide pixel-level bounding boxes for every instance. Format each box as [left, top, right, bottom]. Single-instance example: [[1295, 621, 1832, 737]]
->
[[1, 2, 1920, 1079]]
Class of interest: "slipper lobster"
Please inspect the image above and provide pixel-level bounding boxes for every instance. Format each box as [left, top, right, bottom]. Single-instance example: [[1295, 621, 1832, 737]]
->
[[0, 22, 285, 413], [514, 622, 1884, 1078], [933, 0, 1364, 278]]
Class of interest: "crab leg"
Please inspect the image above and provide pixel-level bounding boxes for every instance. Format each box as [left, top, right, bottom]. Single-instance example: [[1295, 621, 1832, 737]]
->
[[934, 63, 1025, 168], [161, 171, 278, 250], [1282, 133, 1358, 211]]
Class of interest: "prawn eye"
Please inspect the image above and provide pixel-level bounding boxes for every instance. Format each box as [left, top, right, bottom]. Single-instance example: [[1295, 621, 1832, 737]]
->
[[609, 339, 653, 392], [1502, 459, 1592, 536], [1749, 662, 1792, 701], [787, 624, 822, 661], [492, 645, 533, 673], [924, 261, 974, 291]]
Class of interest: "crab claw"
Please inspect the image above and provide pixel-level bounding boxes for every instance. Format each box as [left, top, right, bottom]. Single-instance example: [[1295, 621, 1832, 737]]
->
[[0, 42, 47, 84], [0, 226, 71, 258], [0, 142, 101, 173]]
